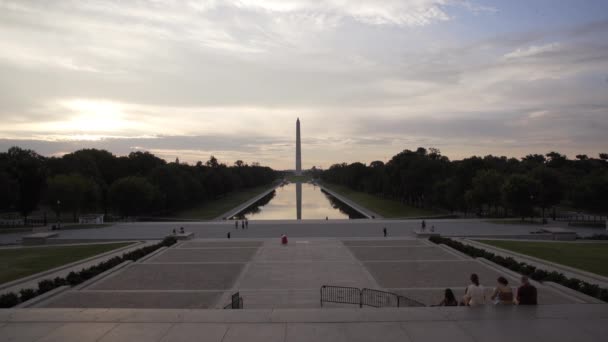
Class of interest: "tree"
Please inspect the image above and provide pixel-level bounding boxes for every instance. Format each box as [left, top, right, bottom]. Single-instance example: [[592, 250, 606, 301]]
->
[[0, 171, 19, 211], [108, 177, 157, 217], [206, 156, 220, 168], [5, 147, 46, 219], [467, 170, 504, 216], [531, 167, 563, 221], [502, 174, 538, 220], [46, 174, 100, 222]]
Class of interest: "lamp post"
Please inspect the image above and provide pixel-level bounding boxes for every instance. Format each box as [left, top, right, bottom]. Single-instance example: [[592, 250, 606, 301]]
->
[[56, 200, 61, 229], [530, 195, 534, 222]]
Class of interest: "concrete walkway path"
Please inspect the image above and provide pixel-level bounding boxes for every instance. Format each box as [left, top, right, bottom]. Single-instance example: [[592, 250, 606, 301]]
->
[[1, 305, 607, 342]]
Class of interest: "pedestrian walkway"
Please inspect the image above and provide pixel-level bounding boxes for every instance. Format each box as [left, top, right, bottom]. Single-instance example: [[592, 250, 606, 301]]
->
[[1, 304, 607, 342], [37, 237, 581, 309]]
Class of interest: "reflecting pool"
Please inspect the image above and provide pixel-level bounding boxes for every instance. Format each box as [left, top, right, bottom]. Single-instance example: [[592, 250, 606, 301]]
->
[[232, 182, 365, 220]]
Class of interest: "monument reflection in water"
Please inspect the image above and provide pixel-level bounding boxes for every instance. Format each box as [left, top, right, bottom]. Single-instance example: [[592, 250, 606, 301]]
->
[[233, 182, 364, 220]]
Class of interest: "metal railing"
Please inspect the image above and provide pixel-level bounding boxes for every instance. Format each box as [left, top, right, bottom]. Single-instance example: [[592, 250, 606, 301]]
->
[[320, 285, 425, 308], [224, 292, 244, 309], [320, 285, 361, 307]]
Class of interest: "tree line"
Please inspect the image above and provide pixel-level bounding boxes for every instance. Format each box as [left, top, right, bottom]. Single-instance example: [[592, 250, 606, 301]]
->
[[0, 147, 278, 221], [321, 148, 608, 218]]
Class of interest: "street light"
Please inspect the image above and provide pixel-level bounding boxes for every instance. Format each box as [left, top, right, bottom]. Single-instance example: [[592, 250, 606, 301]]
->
[[56, 200, 61, 229]]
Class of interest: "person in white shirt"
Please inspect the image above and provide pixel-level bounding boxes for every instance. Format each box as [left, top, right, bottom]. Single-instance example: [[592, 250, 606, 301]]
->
[[462, 273, 486, 306]]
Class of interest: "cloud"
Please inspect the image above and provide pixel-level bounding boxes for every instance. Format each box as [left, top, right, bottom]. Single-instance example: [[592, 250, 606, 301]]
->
[[504, 43, 562, 59], [0, 1, 607, 168]]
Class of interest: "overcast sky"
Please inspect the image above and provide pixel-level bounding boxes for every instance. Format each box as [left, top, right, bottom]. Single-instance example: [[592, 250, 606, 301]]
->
[[1, 1, 607, 169]]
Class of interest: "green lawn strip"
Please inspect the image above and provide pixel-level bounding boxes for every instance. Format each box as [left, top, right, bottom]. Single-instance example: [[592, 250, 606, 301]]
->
[[175, 184, 276, 219], [477, 240, 608, 277], [0, 242, 133, 285], [320, 182, 441, 218], [283, 174, 313, 182]]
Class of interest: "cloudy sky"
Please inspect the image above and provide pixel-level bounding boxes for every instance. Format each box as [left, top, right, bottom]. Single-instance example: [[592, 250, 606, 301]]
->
[[1, 1, 607, 169]]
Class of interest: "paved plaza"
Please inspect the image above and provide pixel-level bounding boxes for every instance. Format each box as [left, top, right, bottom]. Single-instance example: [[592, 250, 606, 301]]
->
[[36, 236, 582, 310], [1, 218, 603, 246], [2, 221, 606, 341], [1, 304, 608, 342]]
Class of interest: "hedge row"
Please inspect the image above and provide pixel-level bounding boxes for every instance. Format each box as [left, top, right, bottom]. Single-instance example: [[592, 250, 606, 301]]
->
[[429, 236, 608, 302], [0, 236, 177, 308]]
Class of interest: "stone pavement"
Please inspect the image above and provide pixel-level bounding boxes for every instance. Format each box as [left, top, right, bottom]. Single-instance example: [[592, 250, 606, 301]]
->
[[38, 237, 580, 309], [1, 305, 608, 342], [2, 219, 601, 246]]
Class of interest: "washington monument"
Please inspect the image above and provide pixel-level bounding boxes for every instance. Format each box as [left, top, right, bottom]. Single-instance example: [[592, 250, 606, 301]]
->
[[295, 118, 302, 175]]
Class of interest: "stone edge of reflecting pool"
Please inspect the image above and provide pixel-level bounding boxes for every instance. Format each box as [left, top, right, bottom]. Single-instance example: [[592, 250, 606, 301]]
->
[[232, 182, 366, 220]]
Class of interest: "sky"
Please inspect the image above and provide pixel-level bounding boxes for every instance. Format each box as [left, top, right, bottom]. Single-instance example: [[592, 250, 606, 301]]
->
[[1, 0, 607, 169]]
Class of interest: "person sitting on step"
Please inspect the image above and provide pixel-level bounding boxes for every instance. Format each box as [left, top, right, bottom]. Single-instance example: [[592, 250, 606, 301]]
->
[[491, 276, 514, 305]]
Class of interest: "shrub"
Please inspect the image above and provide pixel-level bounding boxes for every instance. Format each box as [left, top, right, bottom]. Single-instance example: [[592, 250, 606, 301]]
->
[[162, 236, 178, 246], [0, 292, 19, 308], [19, 288, 36, 302], [66, 271, 83, 286], [53, 277, 67, 287], [37, 279, 57, 295], [4, 238, 177, 308], [429, 236, 608, 303]]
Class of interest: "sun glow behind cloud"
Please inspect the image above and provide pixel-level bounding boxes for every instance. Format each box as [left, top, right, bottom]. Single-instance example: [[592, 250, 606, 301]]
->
[[0, 1, 607, 168]]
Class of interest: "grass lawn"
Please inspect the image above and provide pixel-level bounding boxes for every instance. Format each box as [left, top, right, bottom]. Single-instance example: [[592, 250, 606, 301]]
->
[[477, 240, 608, 277], [283, 174, 313, 182], [320, 182, 442, 218], [175, 184, 276, 220], [0, 242, 133, 285]]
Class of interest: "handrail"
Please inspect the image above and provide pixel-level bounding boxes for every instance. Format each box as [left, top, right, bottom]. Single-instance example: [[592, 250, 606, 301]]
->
[[320, 285, 425, 308]]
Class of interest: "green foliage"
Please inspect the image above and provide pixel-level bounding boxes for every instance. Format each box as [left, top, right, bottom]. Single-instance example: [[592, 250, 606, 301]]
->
[[46, 173, 100, 221], [0, 237, 178, 308], [1, 148, 278, 218], [0, 292, 19, 308], [36, 279, 57, 294], [501, 174, 538, 218], [0, 171, 19, 210], [19, 288, 36, 302], [3, 147, 47, 217], [108, 176, 157, 216], [428, 236, 608, 303], [466, 169, 504, 215], [322, 148, 608, 217]]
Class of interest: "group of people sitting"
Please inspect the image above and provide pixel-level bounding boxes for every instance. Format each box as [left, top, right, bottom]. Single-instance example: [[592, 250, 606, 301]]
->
[[435, 274, 538, 306]]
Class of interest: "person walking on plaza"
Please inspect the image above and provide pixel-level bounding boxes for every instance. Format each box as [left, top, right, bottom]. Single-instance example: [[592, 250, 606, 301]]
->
[[245, 220, 248, 229], [241, 221, 245, 229], [227, 232, 231, 239], [421, 220, 426, 231], [235, 220, 238, 229], [516, 276, 538, 305], [383, 227, 387, 237]]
